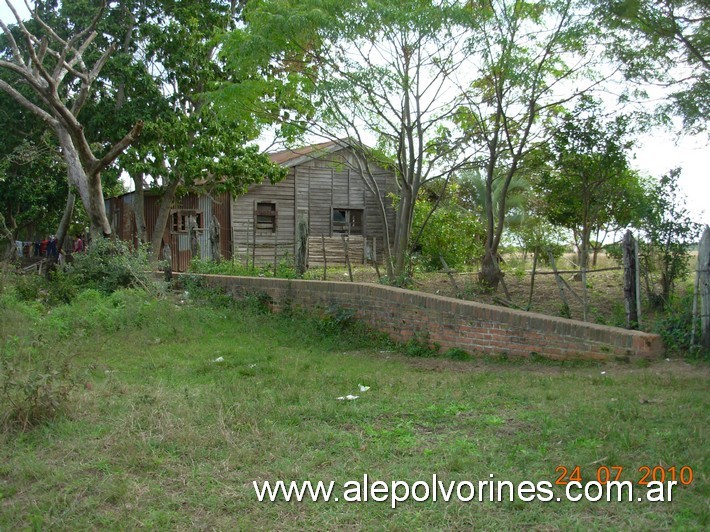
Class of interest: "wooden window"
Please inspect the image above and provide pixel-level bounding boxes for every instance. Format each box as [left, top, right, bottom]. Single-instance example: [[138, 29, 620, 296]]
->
[[332, 208, 363, 235], [255, 202, 277, 232], [170, 210, 203, 233]]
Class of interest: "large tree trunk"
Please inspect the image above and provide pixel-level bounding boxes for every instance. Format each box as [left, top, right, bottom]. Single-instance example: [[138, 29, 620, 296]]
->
[[133, 173, 148, 244], [0, 212, 15, 261], [150, 179, 180, 262], [392, 188, 414, 279], [56, 190, 76, 254], [480, 248, 502, 290], [56, 128, 112, 239]]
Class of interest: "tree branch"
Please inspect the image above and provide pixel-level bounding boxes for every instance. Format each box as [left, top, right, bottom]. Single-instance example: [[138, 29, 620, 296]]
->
[[91, 121, 144, 176], [0, 17, 27, 68], [0, 78, 57, 125]]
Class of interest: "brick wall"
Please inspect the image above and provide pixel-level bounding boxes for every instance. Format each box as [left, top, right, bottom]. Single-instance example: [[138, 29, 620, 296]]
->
[[181, 274, 664, 361]]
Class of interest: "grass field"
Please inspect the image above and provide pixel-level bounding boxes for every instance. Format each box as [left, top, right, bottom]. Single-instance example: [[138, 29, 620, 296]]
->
[[0, 286, 708, 530]]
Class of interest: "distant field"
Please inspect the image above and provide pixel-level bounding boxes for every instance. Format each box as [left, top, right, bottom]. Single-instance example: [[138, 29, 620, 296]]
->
[[300, 251, 699, 331], [0, 288, 707, 529]]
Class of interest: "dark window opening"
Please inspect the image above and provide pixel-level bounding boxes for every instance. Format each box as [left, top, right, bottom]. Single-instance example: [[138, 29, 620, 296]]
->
[[170, 210, 203, 233], [332, 208, 363, 235], [255, 202, 277, 232]]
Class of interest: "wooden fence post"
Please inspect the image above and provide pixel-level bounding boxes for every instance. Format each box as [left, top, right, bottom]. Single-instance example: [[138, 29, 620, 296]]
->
[[526, 249, 538, 311], [163, 243, 172, 282], [635, 235, 642, 327], [273, 230, 278, 276], [295, 214, 308, 277], [253, 222, 257, 269], [321, 234, 327, 281], [188, 216, 199, 259], [697, 227, 710, 350], [342, 234, 353, 282], [210, 214, 221, 262], [439, 254, 460, 296], [244, 221, 250, 268], [623, 230, 639, 329], [548, 250, 571, 318]]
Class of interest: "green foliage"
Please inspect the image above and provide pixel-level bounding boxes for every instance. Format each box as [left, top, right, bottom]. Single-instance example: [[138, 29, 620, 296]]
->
[[43, 289, 164, 338], [638, 169, 703, 307], [189, 256, 298, 279], [445, 347, 472, 361], [535, 99, 646, 268], [652, 293, 705, 358], [593, 0, 709, 134], [378, 270, 415, 289], [66, 239, 162, 296], [0, 357, 77, 433], [114, 0, 287, 220], [403, 332, 440, 358], [412, 187, 485, 271], [507, 218, 568, 266], [317, 305, 356, 335], [0, 133, 68, 240], [12, 272, 76, 306]]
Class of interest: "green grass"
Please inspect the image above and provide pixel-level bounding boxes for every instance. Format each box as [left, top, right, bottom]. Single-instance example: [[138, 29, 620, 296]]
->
[[0, 287, 707, 530]]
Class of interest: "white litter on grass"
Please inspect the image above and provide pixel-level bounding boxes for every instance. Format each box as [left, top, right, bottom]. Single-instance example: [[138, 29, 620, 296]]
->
[[358, 384, 370, 392], [249, 364, 257, 368], [600, 371, 606, 375], [213, 356, 225, 363], [336, 395, 359, 401]]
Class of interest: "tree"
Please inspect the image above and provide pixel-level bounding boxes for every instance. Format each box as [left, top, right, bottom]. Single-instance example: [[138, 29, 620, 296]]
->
[[0, 77, 69, 241], [593, 0, 709, 134], [535, 100, 646, 272], [411, 181, 485, 271], [639, 168, 702, 307], [115, 0, 286, 256], [456, 168, 530, 239], [0, 1, 143, 239], [221, 0, 480, 279], [0, 135, 68, 240], [455, 0, 609, 288]]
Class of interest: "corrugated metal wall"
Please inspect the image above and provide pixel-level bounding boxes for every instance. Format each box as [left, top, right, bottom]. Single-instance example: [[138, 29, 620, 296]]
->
[[105, 191, 232, 272]]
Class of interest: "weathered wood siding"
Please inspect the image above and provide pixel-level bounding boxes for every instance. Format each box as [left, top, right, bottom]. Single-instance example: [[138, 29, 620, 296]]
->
[[231, 146, 396, 267], [232, 171, 296, 268], [307, 235, 368, 267]]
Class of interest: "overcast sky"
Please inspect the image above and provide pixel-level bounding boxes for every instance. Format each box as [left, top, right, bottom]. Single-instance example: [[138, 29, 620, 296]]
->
[[2, 3, 707, 227]]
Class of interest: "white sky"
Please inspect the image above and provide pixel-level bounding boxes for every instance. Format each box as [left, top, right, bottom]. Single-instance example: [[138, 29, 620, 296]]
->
[[2, 3, 708, 227], [634, 132, 708, 226]]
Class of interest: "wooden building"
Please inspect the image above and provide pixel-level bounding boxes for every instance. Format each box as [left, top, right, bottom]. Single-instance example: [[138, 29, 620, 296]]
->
[[106, 139, 397, 272], [105, 190, 232, 272], [233, 139, 396, 269]]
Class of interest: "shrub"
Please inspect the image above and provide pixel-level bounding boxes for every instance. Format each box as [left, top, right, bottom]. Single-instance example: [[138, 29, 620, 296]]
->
[[67, 239, 161, 296], [412, 199, 485, 271], [0, 358, 77, 432], [43, 288, 161, 337], [445, 348, 472, 361], [13, 273, 49, 302], [652, 293, 703, 357], [404, 332, 440, 358], [318, 305, 356, 334]]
